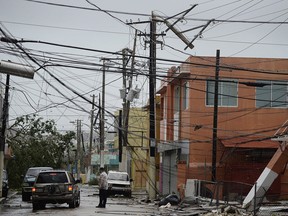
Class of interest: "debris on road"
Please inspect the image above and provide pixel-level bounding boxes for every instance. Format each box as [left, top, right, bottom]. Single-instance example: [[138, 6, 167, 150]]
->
[[158, 194, 180, 207]]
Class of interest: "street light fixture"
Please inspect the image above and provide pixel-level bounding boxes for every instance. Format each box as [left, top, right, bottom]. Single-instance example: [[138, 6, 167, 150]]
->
[[0, 61, 35, 197], [0, 60, 35, 79]]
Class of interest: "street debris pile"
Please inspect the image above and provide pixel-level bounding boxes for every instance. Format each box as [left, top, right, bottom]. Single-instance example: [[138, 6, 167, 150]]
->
[[155, 195, 252, 216], [139, 193, 288, 216], [135, 191, 288, 216], [158, 194, 180, 207]]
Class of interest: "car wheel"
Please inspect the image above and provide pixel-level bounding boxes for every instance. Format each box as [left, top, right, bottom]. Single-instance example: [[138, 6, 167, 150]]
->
[[38, 202, 45, 209], [22, 191, 30, 201], [69, 197, 77, 208], [76, 192, 80, 207], [32, 202, 40, 210]]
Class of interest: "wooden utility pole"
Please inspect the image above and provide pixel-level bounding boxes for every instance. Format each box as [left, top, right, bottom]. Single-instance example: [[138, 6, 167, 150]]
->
[[100, 62, 106, 168], [0, 75, 9, 197], [76, 119, 81, 180], [212, 49, 220, 182], [148, 12, 157, 200], [87, 94, 95, 183], [119, 48, 128, 172], [119, 31, 138, 172], [127, 8, 198, 200], [118, 110, 123, 163]]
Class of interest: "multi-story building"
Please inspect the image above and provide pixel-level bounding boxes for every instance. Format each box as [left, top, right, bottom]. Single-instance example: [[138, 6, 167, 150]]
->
[[114, 107, 151, 191], [157, 56, 288, 200]]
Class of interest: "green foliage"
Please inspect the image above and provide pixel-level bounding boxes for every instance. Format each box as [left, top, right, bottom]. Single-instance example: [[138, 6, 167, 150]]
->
[[6, 114, 76, 188]]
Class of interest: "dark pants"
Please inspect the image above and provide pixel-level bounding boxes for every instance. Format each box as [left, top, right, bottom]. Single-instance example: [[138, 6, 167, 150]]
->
[[98, 189, 108, 207]]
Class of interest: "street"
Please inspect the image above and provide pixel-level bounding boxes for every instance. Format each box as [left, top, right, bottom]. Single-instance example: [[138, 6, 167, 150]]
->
[[0, 185, 160, 216], [4, 185, 286, 215]]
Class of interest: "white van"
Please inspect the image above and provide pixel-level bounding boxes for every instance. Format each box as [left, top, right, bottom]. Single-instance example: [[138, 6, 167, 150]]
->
[[107, 171, 132, 197]]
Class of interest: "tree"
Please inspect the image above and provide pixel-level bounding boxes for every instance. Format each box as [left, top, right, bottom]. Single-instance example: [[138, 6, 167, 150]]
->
[[6, 114, 75, 188]]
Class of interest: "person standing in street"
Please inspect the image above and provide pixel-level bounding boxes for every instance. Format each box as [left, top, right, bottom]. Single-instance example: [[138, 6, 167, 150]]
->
[[97, 167, 108, 208]]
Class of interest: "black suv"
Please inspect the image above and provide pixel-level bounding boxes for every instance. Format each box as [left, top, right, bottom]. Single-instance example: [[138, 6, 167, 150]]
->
[[32, 170, 80, 210], [2, 169, 9, 198], [22, 167, 53, 201]]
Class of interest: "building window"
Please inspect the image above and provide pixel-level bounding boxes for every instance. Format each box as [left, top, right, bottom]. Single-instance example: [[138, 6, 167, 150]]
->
[[206, 79, 238, 106], [183, 82, 189, 110], [256, 81, 287, 108], [160, 96, 167, 120], [174, 86, 180, 113]]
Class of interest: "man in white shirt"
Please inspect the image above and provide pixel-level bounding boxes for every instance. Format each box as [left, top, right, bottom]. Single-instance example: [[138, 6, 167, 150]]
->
[[96, 167, 108, 208]]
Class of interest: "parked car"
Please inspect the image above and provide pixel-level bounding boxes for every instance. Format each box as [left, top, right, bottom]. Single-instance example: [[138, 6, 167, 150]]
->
[[32, 170, 80, 210], [22, 167, 53, 201], [2, 169, 9, 198], [107, 171, 132, 197]]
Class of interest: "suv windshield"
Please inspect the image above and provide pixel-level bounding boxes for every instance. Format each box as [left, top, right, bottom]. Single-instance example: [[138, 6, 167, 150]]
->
[[36, 172, 68, 183], [26, 169, 41, 177], [108, 173, 129, 181]]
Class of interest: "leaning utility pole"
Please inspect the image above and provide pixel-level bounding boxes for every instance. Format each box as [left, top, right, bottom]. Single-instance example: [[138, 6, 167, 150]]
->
[[119, 31, 138, 173]]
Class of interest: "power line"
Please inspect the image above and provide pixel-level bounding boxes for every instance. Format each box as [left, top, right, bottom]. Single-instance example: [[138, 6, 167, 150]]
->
[[26, 0, 288, 25], [2, 37, 287, 76]]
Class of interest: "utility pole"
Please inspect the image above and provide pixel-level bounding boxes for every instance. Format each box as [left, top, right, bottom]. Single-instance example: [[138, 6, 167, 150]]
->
[[212, 49, 220, 182], [0, 75, 9, 197], [119, 31, 138, 172], [148, 12, 157, 200], [100, 60, 106, 169], [76, 119, 81, 180], [87, 94, 95, 183], [126, 7, 199, 201], [123, 31, 137, 139], [118, 110, 123, 163], [119, 48, 128, 172]]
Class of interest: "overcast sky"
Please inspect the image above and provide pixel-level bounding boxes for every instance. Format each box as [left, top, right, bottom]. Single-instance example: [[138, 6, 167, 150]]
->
[[0, 0, 287, 131]]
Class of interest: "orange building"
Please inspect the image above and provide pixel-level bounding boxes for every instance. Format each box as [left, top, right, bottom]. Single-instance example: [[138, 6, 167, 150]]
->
[[157, 56, 288, 200]]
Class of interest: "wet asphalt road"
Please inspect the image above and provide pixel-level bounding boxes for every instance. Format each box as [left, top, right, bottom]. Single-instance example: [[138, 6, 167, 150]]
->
[[0, 185, 159, 216], [4, 185, 284, 215]]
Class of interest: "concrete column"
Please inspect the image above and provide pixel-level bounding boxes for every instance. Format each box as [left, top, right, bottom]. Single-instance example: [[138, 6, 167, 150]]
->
[[243, 140, 288, 210]]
